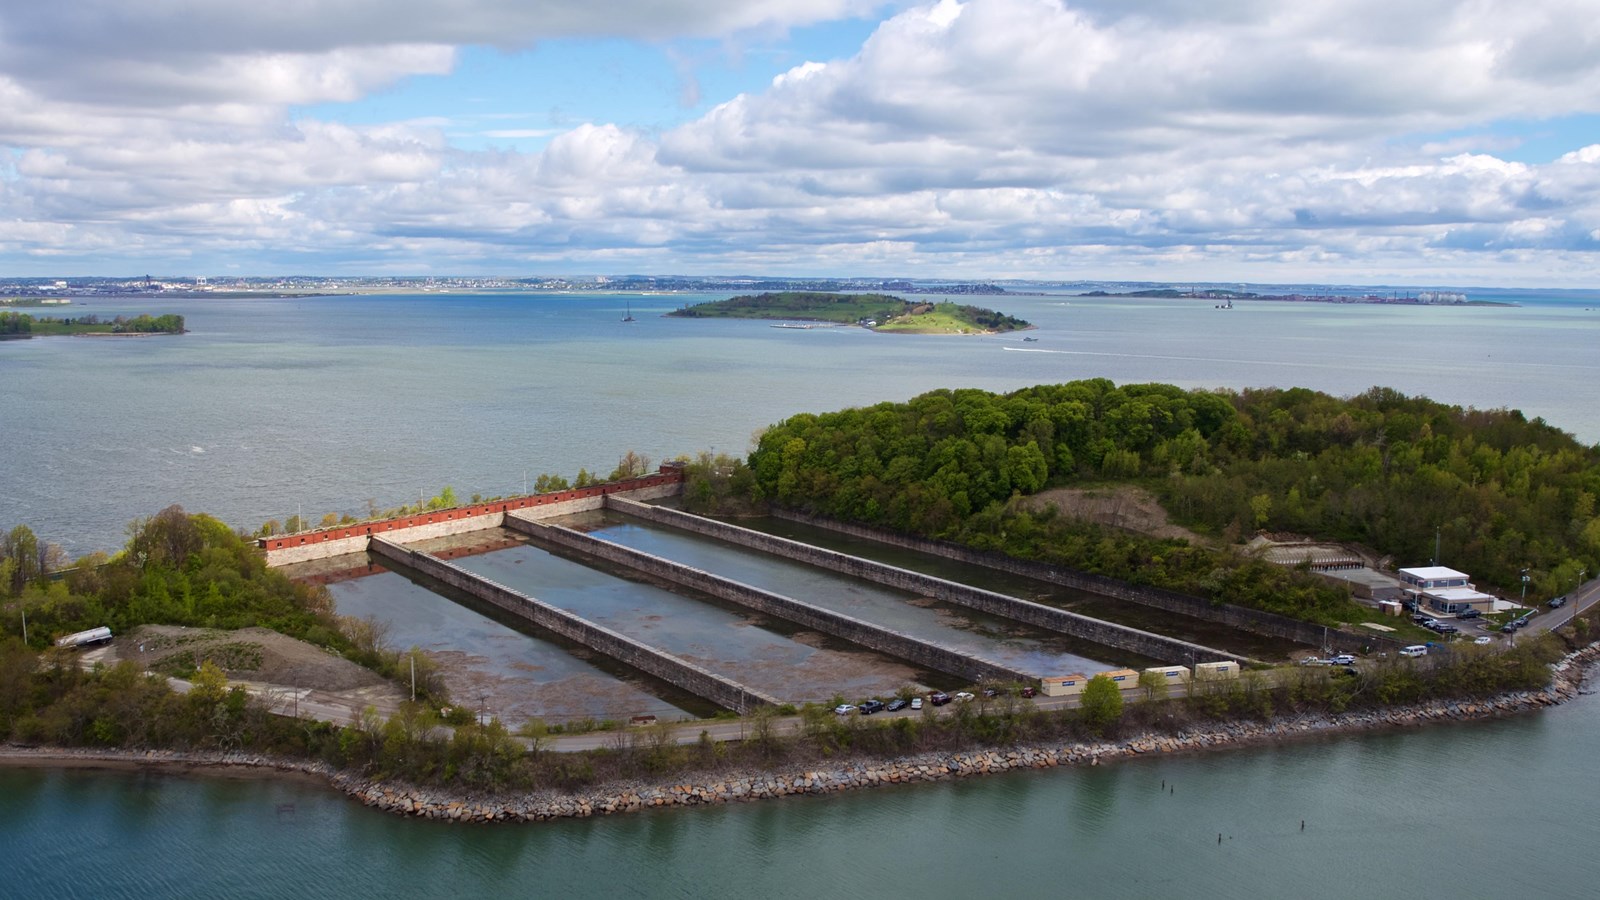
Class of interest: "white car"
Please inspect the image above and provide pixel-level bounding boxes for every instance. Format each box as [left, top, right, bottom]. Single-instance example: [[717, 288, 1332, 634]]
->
[[1298, 656, 1324, 666], [833, 704, 858, 716], [1474, 635, 1492, 645], [953, 691, 975, 702], [1329, 654, 1357, 666], [910, 697, 923, 710]]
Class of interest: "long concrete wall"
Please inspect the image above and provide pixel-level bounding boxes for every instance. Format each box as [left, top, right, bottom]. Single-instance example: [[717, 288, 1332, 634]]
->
[[505, 514, 1036, 686], [366, 536, 777, 714], [772, 509, 1403, 655], [261, 472, 683, 566], [607, 497, 1256, 667]]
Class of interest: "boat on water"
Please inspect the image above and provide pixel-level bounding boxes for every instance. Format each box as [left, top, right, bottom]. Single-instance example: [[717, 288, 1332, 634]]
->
[[771, 323, 816, 329], [1022, 336, 1038, 342], [622, 300, 635, 323]]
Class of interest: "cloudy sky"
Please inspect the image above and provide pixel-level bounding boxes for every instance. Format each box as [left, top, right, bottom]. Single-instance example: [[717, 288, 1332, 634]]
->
[[2, 0, 1598, 284]]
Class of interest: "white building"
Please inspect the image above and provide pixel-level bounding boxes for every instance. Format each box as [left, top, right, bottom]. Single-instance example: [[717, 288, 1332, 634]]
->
[[1398, 566, 1497, 615]]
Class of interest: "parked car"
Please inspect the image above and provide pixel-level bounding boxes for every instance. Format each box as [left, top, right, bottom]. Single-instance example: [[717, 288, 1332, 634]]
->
[[886, 698, 909, 712], [833, 704, 858, 716], [982, 688, 1000, 698], [910, 697, 923, 710], [1019, 686, 1037, 698], [1399, 645, 1428, 658], [953, 691, 975, 702], [1436, 624, 1460, 634], [1298, 656, 1324, 666], [1550, 595, 1568, 609], [1474, 635, 1492, 645], [1501, 623, 1519, 634], [929, 692, 951, 706], [859, 699, 886, 715], [1457, 608, 1482, 619], [1329, 654, 1357, 666]]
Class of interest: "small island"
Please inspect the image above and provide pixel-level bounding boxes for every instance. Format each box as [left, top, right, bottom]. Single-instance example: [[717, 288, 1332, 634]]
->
[[667, 292, 1031, 334], [0, 312, 186, 340]]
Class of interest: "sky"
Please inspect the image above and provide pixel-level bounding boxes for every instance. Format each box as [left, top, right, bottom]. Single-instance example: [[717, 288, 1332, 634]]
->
[[1, 0, 1598, 285]]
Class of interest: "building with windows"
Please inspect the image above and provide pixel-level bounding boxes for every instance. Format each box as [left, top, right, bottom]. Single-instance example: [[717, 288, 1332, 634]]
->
[[1398, 566, 1497, 615]]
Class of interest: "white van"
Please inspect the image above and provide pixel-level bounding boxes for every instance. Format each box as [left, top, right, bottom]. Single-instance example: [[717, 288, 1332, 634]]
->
[[1399, 645, 1428, 658]]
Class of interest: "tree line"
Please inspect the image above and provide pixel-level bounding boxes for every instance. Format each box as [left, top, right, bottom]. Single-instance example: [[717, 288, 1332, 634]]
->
[[744, 381, 1600, 621]]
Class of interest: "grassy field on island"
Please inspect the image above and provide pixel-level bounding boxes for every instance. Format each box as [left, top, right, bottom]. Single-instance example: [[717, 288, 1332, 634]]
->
[[668, 291, 1030, 334]]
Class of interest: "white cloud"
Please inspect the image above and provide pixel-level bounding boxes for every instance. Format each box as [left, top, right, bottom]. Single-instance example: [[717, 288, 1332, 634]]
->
[[2, 0, 1600, 280]]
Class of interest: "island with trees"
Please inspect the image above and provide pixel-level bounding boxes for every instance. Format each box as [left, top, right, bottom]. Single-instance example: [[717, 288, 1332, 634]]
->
[[0, 312, 186, 339], [667, 292, 1032, 334]]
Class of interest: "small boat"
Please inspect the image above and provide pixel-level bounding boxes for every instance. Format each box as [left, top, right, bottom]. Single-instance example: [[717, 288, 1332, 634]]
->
[[1022, 336, 1038, 342], [622, 300, 635, 323]]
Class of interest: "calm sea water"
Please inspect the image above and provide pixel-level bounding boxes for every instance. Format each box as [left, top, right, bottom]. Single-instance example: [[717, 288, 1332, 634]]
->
[[3, 289, 1599, 897]]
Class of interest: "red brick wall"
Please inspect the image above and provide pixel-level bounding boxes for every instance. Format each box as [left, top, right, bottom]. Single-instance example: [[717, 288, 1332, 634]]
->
[[258, 469, 684, 551]]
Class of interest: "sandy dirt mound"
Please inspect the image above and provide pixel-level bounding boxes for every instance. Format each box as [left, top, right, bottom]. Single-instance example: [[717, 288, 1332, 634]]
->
[[1022, 485, 1213, 545], [111, 625, 390, 693]]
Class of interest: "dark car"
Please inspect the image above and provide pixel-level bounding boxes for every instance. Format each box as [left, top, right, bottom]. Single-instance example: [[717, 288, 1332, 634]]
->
[[1437, 623, 1459, 634], [1550, 596, 1568, 609], [929, 692, 952, 706], [859, 699, 886, 715], [1457, 608, 1481, 619], [1501, 623, 1519, 633], [885, 698, 908, 712], [1019, 686, 1038, 698], [982, 688, 1000, 698]]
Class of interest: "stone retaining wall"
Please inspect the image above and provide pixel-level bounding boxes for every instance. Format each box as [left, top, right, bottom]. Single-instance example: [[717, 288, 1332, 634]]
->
[[505, 514, 1034, 685], [610, 497, 1255, 667], [260, 473, 683, 566], [366, 537, 776, 714], [772, 509, 1401, 655]]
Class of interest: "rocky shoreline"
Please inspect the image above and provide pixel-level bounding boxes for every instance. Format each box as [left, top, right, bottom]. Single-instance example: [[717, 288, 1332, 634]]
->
[[7, 642, 1596, 824]]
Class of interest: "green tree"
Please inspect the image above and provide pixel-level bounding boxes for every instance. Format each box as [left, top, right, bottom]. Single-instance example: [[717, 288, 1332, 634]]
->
[[1079, 674, 1124, 735]]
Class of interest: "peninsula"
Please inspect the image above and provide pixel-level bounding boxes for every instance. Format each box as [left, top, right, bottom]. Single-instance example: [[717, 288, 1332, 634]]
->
[[667, 292, 1032, 334]]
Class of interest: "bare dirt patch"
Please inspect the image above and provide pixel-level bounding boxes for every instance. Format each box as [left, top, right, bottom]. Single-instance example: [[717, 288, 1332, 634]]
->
[[1023, 485, 1214, 546], [110, 625, 390, 693]]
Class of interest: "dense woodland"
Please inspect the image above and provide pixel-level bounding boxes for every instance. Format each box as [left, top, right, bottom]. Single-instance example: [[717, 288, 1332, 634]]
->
[[0, 312, 185, 336], [0, 508, 437, 697], [746, 381, 1600, 621]]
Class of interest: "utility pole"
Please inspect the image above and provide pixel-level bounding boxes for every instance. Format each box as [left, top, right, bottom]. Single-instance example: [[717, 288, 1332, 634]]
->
[[410, 654, 416, 702], [20, 606, 27, 645], [1521, 568, 1531, 606], [1433, 527, 1441, 567]]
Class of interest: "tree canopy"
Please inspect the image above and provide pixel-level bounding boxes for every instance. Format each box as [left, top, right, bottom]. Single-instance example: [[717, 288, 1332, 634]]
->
[[746, 381, 1600, 620]]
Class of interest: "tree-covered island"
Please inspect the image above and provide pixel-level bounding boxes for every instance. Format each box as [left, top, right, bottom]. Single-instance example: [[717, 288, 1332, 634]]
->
[[667, 291, 1031, 334], [0, 312, 186, 339]]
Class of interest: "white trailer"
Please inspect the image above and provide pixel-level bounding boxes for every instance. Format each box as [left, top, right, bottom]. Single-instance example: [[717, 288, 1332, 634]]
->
[[54, 626, 113, 649]]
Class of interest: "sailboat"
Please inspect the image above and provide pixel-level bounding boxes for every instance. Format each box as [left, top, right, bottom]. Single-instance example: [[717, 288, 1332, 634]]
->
[[622, 300, 636, 323]]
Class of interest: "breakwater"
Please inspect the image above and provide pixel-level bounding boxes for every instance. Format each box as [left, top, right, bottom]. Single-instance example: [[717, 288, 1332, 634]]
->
[[609, 496, 1255, 668], [507, 514, 1034, 685], [772, 509, 1402, 655]]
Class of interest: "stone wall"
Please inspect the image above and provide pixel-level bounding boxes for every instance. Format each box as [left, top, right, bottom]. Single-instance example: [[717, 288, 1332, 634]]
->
[[366, 537, 776, 714], [506, 515, 1035, 685], [609, 497, 1256, 667], [772, 510, 1402, 655], [261, 472, 683, 566]]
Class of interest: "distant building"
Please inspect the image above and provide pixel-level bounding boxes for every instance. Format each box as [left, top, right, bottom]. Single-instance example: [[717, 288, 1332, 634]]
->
[[1398, 566, 1496, 615]]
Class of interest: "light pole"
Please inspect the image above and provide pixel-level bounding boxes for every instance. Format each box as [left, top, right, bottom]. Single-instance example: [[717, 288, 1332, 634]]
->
[[1520, 568, 1530, 607]]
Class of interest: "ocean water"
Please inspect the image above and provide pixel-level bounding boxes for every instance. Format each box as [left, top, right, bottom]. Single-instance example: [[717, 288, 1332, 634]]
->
[[3, 288, 1599, 897], [4, 290, 1596, 556]]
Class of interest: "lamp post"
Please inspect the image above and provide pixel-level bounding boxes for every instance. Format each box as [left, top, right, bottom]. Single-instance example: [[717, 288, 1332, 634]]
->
[[1520, 568, 1530, 606]]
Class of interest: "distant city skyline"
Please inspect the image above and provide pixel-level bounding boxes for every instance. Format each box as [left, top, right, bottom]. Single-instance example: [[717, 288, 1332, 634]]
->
[[2, 1, 1597, 285]]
